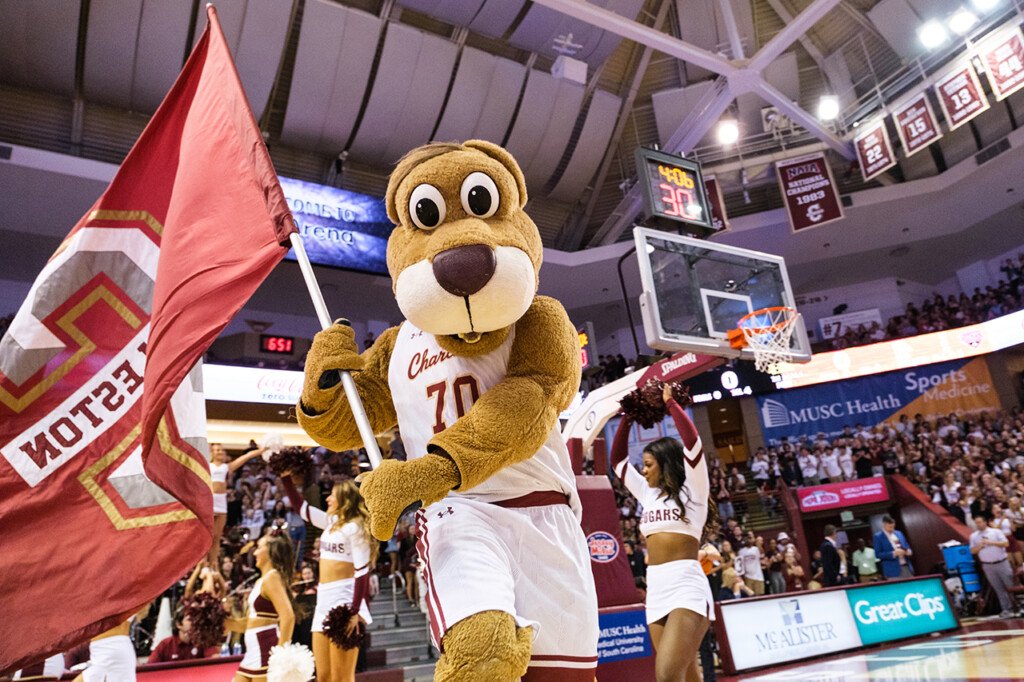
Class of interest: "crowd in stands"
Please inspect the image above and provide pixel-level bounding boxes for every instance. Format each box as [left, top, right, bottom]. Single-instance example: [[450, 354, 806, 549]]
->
[[827, 253, 1024, 350], [613, 407, 1024, 606]]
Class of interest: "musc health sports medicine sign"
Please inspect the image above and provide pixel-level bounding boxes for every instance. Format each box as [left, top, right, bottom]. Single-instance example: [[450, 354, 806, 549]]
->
[[756, 356, 998, 442], [597, 609, 652, 664], [716, 576, 956, 672]]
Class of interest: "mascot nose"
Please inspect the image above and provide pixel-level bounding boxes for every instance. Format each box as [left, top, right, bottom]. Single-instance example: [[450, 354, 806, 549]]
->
[[431, 244, 496, 297]]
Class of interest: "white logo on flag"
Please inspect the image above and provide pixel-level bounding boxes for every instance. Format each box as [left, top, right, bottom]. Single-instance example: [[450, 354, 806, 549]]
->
[[806, 204, 825, 223], [761, 399, 790, 428]]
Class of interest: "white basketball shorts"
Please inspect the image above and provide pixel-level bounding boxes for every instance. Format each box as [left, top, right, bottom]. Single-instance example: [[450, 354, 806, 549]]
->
[[415, 493, 599, 681]]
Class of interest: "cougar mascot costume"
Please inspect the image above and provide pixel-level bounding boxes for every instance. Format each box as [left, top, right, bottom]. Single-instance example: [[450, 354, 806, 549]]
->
[[297, 140, 599, 681]]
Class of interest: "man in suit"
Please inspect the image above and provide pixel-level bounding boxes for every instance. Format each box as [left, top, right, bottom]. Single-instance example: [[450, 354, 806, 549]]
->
[[819, 524, 842, 587], [873, 514, 914, 579]]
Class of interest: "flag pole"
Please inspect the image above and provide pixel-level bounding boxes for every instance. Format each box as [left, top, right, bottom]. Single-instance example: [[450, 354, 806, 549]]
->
[[289, 233, 383, 469]]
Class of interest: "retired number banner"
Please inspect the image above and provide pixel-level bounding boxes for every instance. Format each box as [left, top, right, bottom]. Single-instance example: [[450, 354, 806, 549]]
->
[[935, 62, 990, 130], [854, 120, 897, 181], [776, 153, 844, 232], [979, 27, 1024, 100], [893, 93, 942, 156], [704, 175, 730, 232]]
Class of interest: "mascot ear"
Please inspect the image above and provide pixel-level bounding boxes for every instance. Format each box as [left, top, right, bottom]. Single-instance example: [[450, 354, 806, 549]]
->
[[464, 140, 528, 209]]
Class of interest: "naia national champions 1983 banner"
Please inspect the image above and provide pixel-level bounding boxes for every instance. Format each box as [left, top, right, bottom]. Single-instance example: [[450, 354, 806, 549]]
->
[[776, 153, 844, 232], [756, 356, 1000, 442], [0, 8, 296, 673]]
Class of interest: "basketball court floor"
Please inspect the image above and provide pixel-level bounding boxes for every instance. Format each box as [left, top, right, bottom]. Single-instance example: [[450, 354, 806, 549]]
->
[[720, 618, 1024, 681]]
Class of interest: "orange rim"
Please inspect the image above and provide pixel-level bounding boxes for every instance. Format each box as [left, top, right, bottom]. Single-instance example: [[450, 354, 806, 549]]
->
[[729, 307, 796, 349]]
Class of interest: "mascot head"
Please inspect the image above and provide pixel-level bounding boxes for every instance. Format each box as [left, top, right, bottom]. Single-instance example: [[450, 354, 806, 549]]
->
[[385, 140, 542, 346]]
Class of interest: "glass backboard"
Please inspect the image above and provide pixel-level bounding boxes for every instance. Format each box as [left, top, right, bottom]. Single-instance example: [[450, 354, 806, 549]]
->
[[633, 227, 812, 367]]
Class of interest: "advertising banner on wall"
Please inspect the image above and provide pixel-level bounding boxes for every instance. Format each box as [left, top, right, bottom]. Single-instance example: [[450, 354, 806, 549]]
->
[[757, 356, 1000, 442], [797, 477, 889, 512], [704, 176, 730, 232], [935, 62, 991, 131], [716, 576, 957, 672], [597, 609, 652, 664], [775, 309, 1024, 389], [978, 26, 1024, 100], [893, 92, 942, 156], [847, 578, 958, 645], [718, 589, 862, 671], [279, 177, 392, 275], [776, 153, 844, 232], [818, 309, 884, 340], [854, 120, 897, 181]]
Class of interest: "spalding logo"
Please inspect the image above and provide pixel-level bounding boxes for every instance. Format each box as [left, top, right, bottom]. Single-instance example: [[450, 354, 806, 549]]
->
[[587, 531, 619, 563]]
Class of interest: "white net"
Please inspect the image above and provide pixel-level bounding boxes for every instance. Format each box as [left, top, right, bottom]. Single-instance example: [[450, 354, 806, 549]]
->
[[738, 307, 797, 374]]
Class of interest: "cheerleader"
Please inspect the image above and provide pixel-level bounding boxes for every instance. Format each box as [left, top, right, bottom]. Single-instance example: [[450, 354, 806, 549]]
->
[[610, 384, 712, 682], [226, 535, 295, 682], [210, 443, 266, 565], [71, 603, 151, 682], [281, 476, 375, 682]]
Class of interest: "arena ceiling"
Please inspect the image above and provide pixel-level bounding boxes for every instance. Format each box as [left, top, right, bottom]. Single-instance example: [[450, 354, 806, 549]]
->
[[2, 0, 1024, 296]]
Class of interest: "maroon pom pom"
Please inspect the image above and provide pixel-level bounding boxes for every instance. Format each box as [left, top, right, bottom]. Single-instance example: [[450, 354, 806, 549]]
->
[[183, 592, 227, 650], [670, 381, 692, 406], [322, 604, 366, 650], [619, 380, 666, 428], [268, 446, 313, 477]]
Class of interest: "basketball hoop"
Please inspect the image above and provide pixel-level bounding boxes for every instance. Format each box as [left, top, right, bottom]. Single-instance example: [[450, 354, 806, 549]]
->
[[728, 307, 798, 374]]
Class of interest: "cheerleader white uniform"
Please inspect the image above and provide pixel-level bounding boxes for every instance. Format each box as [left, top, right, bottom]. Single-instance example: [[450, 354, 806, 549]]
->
[[281, 480, 373, 635], [237, 571, 281, 679], [81, 636, 136, 682], [12, 653, 65, 680], [612, 398, 714, 624], [211, 462, 229, 514]]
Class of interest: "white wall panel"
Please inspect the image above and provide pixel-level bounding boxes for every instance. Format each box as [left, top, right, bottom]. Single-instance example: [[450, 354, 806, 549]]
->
[[470, 0, 527, 38], [193, 0, 292, 119], [652, 81, 717, 146], [434, 47, 526, 143], [868, 0, 921, 61], [82, 0, 144, 109], [397, 0, 486, 26], [348, 23, 458, 164], [0, 0, 79, 95], [280, 1, 380, 152], [131, 1, 196, 113], [505, 70, 585, 187], [509, 0, 644, 66], [549, 90, 622, 201]]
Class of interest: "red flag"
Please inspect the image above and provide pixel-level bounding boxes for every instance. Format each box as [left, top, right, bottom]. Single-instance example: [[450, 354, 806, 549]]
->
[[0, 7, 296, 672]]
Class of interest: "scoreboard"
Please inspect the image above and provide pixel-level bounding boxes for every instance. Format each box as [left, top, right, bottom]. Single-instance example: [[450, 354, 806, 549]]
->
[[634, 147, 716, 235]]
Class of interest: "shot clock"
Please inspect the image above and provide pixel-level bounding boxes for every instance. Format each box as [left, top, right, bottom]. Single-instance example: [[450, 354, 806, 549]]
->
[[634, 147, 716, 235], [260, 334, 295, 355]]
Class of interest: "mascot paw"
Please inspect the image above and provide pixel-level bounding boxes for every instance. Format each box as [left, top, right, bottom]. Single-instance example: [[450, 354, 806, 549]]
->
[[300, 323, 363, 413], [359, 456, 459, 540], [434, 611, 532, 682]]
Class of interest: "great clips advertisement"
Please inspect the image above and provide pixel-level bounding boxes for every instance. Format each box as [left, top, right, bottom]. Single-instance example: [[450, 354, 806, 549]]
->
[[756, 356, 999, 442]]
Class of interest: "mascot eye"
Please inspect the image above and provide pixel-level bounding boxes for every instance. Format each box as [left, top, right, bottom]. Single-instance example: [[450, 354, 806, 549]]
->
[[460, 172, 499, 219], [409, 184, 446, 230]]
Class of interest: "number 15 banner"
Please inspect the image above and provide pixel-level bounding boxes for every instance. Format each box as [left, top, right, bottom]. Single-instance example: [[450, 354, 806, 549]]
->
[[893, 93, 942, 157], [776, 153, 844, 232]]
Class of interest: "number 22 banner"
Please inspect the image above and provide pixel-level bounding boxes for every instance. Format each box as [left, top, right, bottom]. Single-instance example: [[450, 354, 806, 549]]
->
[[776, 153, 844, 232], [854, 119, 897, 182]]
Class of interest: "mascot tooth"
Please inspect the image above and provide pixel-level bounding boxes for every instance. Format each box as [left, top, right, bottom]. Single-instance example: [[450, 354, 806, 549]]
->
[[296, 140, 599, 681]]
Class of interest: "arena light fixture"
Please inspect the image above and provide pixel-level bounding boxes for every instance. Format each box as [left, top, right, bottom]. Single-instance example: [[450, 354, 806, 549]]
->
[[918, 20, 949, 49], [948, 8, 979, 34], [817, 96, 840, 121], [717, 119, 740, 145]]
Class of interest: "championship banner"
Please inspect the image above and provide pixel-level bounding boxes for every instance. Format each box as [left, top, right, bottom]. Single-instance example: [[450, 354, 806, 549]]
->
[[705, 175, 730, 232], [757, 356, 999, 442], [893, 93, 942, 157], [776, 153, 844, 232], [0, 8, 296, 673], [978, 26, 1024, 100], [854, 120, 897, 181], [935, 62, 990, 131]]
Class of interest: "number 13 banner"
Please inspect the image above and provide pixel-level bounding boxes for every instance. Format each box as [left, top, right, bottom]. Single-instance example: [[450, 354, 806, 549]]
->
[[935, 61, 990, 131], [776, 153, 844, 232]]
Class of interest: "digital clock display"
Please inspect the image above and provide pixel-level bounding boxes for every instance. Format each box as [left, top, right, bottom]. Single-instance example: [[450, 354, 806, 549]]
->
[[635, 148, 715, 234], [260, 335, 295, 354]]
